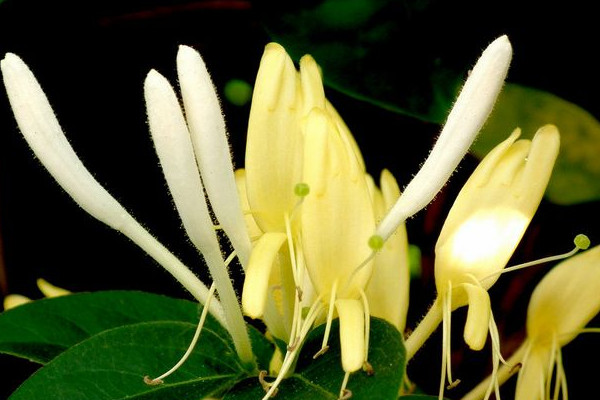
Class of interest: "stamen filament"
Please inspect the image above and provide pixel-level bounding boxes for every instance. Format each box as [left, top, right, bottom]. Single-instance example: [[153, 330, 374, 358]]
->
[[339, 372, 352, 399], [144, 282, 217, 384], [360, 290, 371, 366], [316, 281, 338, 358], [261, 300, 323, 400], [460, 343, 528, 400], [480, 242, 584, 283]]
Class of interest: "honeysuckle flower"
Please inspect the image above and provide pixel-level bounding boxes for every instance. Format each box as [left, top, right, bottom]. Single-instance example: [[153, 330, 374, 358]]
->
[[375, 35, 512, 242], [144, 45, 254, 366], [405, 125, 560, 399], [240, 43, 326, 342], [516, 244, 600, 400], [301, 106, 376, 375], [461, 241, 598, 400], [1, 50, 255, 367]]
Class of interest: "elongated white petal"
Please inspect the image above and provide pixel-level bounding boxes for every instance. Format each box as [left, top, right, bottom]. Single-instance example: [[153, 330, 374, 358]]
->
[[145, 69, 219, 264], [376, 35, 512, 240], [145, 69, 254, 365], [177, 45, 251, 268], [1, 53, 223, 321]]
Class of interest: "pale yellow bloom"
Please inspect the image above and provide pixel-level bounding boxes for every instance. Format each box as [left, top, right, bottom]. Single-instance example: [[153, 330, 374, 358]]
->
[[301, 106, 376, 372], [515, 245, 600, 400], [405, 125, 560, 400]]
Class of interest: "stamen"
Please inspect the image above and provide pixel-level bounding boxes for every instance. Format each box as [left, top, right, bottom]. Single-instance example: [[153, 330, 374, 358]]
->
[[315, 281, 338, 358], [367, 234, 384, 251], [258, 370, 277, 396], [294, 182, 310, 197], [144, 282, 217, 385], [360, 290, 371, 367], [261, 299, 323, 400], [339, 372, 352, 399], [480, 235, 589, 283]]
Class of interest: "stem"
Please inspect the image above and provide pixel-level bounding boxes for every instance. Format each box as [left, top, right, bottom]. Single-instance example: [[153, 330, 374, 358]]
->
[[405, 297, 443, 361]]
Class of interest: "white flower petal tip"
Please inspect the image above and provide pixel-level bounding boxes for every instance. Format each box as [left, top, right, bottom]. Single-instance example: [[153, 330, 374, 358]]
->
[[176, 44, 252, 268], [375, 35, 512, 241]]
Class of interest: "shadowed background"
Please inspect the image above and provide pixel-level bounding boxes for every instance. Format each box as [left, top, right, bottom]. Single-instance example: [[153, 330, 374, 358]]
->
[[0, 0, 599, 398]]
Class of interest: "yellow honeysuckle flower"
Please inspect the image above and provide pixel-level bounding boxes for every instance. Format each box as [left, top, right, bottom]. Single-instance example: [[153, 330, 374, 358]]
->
[[405, 125, 560, 400], [301, 106, 375, 372], [240, 44, 324, 342], [461, 240, 598, 400], [515, 244, 600, 400]]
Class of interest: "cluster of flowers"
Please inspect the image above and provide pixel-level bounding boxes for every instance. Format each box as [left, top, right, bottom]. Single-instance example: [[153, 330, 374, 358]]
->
[[2, 33, 599, 400]]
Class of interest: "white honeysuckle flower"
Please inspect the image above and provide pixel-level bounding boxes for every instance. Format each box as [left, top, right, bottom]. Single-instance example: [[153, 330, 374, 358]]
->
[[376, 35, 513, 241], [144, 67, 253, 365], [0, 52, 231, 340], [176, 45, 252, 268]]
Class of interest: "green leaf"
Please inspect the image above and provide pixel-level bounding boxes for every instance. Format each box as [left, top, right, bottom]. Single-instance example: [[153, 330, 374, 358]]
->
[[223, 317, 405, 400], [399, 396, 446, 399], [256, 0, 465, 123], [476, 83, 600, 205], [8, 321, 247, 400], [0, 291, 223, 363]]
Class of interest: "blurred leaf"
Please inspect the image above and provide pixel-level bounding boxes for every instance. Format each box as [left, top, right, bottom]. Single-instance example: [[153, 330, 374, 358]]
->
[[223, 317, 405, 400], [476, 83, 600, 205], [256, 0, 465, 123], [8, 321, 247, 400]]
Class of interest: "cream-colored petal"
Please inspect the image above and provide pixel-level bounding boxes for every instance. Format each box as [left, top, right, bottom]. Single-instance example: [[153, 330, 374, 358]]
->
[[462, 284, 490, 351], [245, 43, 304, 232], [515, 343, 550, 400], [234, 169, 262, 240], [527, 244, 600, 346], [3, 294, 31, 310], [241, 232, 287, 319], [37, 278, 70, 298], [301, 108, 375, 299], [335, 299, 366, 372]]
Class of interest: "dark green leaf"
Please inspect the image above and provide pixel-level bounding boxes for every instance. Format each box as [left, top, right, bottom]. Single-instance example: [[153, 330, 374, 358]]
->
[[399, 396, 447, 399], [0, 291, 224, 363], [224, 317, 405, 400], [8, 321, 247, 400], [476, 83, 600, 205]]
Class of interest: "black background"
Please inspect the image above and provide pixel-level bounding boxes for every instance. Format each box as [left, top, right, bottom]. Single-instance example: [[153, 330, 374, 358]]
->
[[0, 1, 599, 399]]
